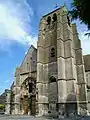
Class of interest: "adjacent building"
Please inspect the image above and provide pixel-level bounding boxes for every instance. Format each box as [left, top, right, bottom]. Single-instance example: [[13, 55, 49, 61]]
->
[[0, 89, 8, 114]]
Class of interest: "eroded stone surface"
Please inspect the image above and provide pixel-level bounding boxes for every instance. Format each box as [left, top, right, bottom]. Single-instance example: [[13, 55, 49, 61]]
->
[[5, 6, 90, 118]]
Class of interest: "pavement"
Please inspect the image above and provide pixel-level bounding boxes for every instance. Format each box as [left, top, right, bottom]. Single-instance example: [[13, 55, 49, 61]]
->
[[0, 115, 52, 120], [0, 115, 90, 120], [0, 115, 38, 120]]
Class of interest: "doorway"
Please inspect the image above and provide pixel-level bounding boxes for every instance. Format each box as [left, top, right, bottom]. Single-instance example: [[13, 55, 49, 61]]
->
[[23, 95, 28, 114], [30, 95, 36, 115]]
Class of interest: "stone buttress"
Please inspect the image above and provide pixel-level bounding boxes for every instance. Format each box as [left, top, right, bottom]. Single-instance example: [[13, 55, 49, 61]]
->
[[37, 6, 88, 117]]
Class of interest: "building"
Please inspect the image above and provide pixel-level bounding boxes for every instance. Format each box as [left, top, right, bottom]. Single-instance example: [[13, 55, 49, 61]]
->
[[5, 6, 90, 117], [5, 45, 37, 115], [5, 89, 11, 114], [0, 89, 8, 114], [84, 55, 90, 114]]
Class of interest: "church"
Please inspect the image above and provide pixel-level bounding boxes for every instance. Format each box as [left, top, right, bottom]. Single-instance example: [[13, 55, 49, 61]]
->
[[5, 6, 90, 117]]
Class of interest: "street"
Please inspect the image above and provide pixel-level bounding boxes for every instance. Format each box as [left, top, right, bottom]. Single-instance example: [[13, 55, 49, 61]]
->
[[0, 115, 90, 120], [0, 115, 37, 120], [0, 115, 53, 120]]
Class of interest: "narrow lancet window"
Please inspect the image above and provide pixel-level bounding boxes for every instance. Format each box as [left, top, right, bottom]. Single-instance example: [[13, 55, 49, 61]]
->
[[53, 13, 57, 22], [47, 16, 51, 24]]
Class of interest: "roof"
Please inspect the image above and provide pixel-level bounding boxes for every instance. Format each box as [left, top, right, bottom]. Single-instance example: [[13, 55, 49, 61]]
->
[[83, 54, 90, 72], [42, 5, 67, 18]]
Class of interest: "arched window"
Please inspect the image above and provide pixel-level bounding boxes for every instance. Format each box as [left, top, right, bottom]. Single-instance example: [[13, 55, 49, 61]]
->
[[87, 85, 90, 89], [51, 47, 55, 57], [53, 13, 57, 22], [29, 82, 33, 93], [49, 76, 56, 83], [67, 15, 71, 26], [47, 16, 51, 24]]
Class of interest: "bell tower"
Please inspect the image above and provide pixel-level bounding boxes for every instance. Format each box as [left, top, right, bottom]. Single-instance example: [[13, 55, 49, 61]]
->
[[37, 6, 88, 117]]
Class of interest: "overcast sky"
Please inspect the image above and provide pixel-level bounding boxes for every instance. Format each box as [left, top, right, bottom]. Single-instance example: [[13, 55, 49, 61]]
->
[[0, 0, 89, 94]]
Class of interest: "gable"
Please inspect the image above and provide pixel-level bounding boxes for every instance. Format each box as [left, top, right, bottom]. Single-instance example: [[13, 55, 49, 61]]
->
[[20, 45, 37, 74]]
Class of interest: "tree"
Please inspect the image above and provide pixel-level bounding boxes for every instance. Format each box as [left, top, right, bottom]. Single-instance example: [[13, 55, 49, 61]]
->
[[70, 0, 90, 34], [0, 104, 4, 110]]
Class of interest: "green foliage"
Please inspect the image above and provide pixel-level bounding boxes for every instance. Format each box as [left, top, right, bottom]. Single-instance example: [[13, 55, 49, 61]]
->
[[7, 92, 11, 96], [70, 0, 90, 30], [0, 104, 4, 110]]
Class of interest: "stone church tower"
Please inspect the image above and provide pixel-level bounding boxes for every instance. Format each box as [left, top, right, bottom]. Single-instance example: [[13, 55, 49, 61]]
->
[[5, 5, 89, 117], [37, 6, 88, 116]]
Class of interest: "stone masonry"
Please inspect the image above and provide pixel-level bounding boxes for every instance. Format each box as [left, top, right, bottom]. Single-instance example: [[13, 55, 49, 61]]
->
[[5, 6, 90, 117], [37, 6, 88, 117]]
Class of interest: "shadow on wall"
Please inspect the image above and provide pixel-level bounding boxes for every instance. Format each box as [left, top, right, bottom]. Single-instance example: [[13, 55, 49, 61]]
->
[[65, 93, 77, 117]]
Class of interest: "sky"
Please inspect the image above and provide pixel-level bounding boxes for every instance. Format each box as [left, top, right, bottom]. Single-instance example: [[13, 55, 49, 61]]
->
[[0, 0, 90, 94]]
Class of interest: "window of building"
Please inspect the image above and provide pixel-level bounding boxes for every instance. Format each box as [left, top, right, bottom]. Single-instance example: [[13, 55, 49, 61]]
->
[[53, 13, 57, 22], [51, 47, 55, 57], [47, 16, 51, 25], [87, 85, 90, 90], [49, 76, 56, 83], [29, 83, 33, 93], [67, 15, 71, 26]]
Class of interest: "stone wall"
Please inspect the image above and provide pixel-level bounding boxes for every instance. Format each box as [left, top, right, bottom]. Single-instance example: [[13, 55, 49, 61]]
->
[[5, 90, 11, 114], [86, 71, 90, 114], [11, 45, 37, 115], [5, 6, 90, 117], [37, 6, 88, 117]]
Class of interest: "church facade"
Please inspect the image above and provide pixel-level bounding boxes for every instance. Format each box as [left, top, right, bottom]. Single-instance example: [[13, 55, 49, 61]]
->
[[5, 6, 90, 117]]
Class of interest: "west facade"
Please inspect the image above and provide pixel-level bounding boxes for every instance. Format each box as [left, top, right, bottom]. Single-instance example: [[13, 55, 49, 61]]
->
[[5, 45, 37, 115], [5, 6, 90, 117]]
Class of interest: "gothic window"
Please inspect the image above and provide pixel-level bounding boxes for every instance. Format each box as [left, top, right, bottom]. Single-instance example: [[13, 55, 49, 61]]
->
[[67, 15, 71, 26], [49, 76, 56, 83], [51, 47, 55, 57], [87, 85, 90, 90], [47, 16, 51, 25], [53, 13, 57, 22], [29, 83, 33, 93]]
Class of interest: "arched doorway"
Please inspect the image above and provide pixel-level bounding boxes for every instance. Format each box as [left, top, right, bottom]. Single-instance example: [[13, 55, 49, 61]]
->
[[23, 95, 28, 114], [28, 81, 36, 115], [20, 84, 28, 115], [65, 93, 77, 117], [20, 77, 36, 115], [48, 76, 58, 114]]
